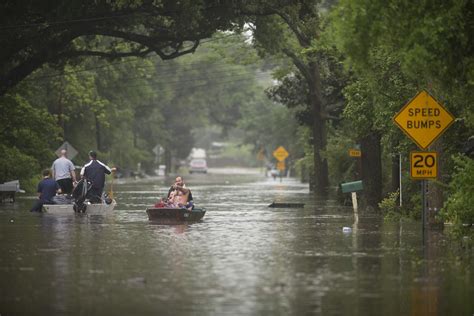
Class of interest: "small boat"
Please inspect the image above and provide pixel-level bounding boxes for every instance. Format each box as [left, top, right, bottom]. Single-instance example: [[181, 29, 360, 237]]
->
[[146, 207, 206, 224], [42, 199, 116, 215], [268, 201, 305, 208]]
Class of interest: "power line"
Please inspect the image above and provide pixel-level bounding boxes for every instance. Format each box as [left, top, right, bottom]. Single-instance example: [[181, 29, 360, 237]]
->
[[95, 71, 273, 93], [31, 66, 272, 93], [27, 58, 263, 83]]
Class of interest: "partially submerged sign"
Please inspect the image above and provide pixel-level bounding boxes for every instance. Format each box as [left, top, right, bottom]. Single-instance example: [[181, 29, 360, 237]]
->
[[393, 90, 455, 149], [410, 151, 437, 179]]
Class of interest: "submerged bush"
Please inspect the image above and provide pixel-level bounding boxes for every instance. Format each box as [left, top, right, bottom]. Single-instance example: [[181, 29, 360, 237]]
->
[[379, 190, 400, 221], [441, 155, 474, 228]]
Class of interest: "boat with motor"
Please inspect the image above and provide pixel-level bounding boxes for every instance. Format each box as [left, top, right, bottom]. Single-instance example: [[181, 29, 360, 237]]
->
[[41, 179, 116, 214], [42, 199, 116, 215]]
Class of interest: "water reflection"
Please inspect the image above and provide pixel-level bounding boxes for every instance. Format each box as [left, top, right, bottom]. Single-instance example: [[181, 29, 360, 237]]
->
[[0, 172, 473, 315]]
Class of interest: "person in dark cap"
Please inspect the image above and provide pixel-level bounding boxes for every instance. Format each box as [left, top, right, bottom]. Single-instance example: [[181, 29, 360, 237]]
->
[[80, 151, 116, 203]]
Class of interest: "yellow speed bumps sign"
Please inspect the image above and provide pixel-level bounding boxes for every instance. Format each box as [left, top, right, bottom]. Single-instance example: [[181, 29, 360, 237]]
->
[[410, 151, 437, 179], [273, 146, 289, 162], [394, 90, 454, 149]]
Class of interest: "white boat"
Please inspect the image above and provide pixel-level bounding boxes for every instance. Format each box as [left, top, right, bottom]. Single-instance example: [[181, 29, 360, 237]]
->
[[42, 199, 116, 215]]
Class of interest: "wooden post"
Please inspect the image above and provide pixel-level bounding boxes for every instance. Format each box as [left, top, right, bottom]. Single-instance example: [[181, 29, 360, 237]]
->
[[351, 192, 358, 212]]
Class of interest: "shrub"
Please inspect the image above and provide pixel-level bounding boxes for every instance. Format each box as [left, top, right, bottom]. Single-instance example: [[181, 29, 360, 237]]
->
[[441, 155, 474, 226], [378, 190, 401, 221]]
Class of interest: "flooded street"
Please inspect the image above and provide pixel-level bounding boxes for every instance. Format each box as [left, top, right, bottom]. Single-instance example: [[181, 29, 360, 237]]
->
[[1, 169, 473, 315]]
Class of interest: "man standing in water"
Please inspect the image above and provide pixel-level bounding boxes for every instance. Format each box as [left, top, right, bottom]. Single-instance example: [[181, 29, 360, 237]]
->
[[80, 151, 116, 203], [51, 149, 77, 194]]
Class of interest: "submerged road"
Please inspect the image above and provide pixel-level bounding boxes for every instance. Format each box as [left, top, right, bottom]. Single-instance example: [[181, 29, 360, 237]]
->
[[1, 169, 473, 315]]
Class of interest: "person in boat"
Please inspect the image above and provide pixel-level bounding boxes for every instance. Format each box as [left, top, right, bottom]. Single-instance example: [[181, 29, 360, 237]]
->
[[80, 151, 116, 203], [30, 169, 61, 212], [166, 176, 194, 209], [51, 149, 77, 194]]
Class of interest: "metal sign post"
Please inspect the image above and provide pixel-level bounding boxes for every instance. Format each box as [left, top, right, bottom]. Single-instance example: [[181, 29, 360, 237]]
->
[[421, 180, 428, 245], [399, 153, 403, 207]]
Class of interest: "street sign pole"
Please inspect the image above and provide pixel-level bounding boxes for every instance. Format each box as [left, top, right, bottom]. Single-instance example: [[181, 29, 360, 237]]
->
[[399, 153, 402, 207], [421, 180, 426, 244]]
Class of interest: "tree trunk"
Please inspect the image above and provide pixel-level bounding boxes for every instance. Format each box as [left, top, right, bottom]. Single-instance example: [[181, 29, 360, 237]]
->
[[57, 79, 65, 141], [309, 62, 329, 197], [391, 153, 401, 207], [360, 133, 382, 210], [94, 113, 102, 151]]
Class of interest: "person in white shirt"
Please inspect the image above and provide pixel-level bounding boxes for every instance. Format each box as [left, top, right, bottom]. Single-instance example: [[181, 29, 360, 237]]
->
[[51, 149, 77, 194]]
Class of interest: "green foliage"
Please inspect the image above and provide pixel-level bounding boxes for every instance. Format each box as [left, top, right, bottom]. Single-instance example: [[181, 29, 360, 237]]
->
[[218, 143, 256, 167], [441, 155, 474, 226], [342, 47, 416, 140], [0, 145, 39, 184], [325, 127, 358, 185], [378, 190, 401, 222], [331, 0, 474, 89], [0, 93, 60, 184], [1, 31, 280, 177], [2, 0, 270, 94], [404, 189, 422, 221], [293, 126, 313, 182], [237, 99, 301, 160], [329, 0, 474, 213]]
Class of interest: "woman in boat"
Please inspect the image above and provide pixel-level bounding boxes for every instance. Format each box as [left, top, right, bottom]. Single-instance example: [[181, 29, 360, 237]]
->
[[166, 176, 194, 209]]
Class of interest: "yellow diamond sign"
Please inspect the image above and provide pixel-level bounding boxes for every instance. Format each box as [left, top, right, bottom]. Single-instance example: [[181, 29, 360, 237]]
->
[[273, 146, 289, 162], [394, 90, 455, 149]]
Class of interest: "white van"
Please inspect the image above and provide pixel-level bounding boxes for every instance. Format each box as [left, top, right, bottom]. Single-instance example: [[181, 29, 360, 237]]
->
[[189, 158, 208, 174]]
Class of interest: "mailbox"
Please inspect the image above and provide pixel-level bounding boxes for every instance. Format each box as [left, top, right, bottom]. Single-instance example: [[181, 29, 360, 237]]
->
[[340, 180, 363, 193]]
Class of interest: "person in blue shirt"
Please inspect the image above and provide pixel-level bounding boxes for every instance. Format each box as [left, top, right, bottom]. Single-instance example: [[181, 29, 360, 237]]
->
[[80, 151, 116, 203], [30, 169, 60, 212]]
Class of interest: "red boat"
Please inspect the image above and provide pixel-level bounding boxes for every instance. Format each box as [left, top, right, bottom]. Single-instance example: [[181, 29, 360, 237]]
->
[[146, 207, 206, 224]]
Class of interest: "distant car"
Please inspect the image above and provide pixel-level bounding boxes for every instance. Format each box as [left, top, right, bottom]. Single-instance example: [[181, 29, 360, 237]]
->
[[189, 159, 208, 174]]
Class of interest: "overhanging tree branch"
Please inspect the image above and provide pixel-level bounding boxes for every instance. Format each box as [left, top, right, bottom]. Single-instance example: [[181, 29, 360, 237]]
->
[[282, 48, 312, 82], [58, 48, 153, 59]]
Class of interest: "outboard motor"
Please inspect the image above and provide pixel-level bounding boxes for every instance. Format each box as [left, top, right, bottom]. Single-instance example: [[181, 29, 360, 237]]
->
[[72, 179, 92, 212]]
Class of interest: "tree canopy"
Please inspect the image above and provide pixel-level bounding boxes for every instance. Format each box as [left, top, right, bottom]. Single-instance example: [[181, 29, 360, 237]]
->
[[0, 0, 300, 95]]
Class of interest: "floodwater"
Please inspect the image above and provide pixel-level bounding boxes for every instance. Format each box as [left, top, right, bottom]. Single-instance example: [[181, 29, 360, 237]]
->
[[1, 169, 473, 315]]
